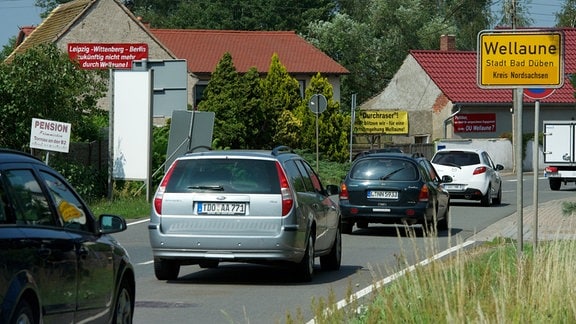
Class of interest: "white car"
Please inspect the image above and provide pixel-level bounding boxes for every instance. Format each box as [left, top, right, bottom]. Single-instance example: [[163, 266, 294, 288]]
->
[[431, 148, 504, 206]]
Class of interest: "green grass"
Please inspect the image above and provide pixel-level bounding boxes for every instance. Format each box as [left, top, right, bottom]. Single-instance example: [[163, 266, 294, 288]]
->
[[296, 237, 576, 323], [89, 195, 151, 219]]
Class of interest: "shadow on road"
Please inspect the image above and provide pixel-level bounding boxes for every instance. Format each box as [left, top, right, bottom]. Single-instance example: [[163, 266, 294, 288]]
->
[[167, 263, 363, 286]]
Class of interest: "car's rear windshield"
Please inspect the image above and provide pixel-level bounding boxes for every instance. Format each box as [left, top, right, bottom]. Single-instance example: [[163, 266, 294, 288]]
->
[[166, 158, 280, 194], [350, 158, 419, 181], [432, 151, 480, 167]]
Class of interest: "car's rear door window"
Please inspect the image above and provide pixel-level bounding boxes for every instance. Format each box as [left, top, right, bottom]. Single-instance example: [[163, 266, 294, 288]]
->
[[167, 159, 280, 194], [283, 160, 307, 193]]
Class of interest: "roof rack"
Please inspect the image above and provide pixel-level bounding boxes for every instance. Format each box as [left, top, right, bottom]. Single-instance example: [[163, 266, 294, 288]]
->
[[271, 145, 293, 156], [186, 145, 212, 154]]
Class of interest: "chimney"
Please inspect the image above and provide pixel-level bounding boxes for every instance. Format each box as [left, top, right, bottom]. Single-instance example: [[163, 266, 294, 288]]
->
[[440, 35, 456, 51]]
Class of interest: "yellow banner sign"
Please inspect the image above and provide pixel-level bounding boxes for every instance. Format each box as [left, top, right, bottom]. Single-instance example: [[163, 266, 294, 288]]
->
[[477, 30, 563, 88], [354, 110, 408, 134]]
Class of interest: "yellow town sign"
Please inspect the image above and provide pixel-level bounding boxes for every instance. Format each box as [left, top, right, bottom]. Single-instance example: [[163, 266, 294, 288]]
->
[[477, 30, 563, 88]]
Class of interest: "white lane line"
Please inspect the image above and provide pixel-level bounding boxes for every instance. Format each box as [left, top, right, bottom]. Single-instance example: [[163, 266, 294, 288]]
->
[[306, 240, 477, 324], [127, 218, 149, 226]]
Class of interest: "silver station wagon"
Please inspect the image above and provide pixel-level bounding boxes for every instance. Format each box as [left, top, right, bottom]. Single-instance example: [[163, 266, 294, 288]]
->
[[148, 146, 342, 282]]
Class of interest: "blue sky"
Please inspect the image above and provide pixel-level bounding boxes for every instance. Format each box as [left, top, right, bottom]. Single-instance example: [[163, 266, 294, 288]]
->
[[0, 0, 566, 48]]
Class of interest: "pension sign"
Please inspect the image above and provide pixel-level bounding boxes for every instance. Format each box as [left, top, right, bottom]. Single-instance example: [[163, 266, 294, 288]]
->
[[477, 30, 563, 88]]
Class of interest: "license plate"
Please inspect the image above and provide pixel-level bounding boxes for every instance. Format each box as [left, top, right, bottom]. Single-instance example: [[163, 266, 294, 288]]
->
[[197, 202, 246, 215], [445, 184, 463, 190], [367, 191, 398, 199]]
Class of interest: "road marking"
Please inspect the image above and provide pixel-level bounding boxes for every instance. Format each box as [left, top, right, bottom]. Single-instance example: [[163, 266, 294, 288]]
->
[[306, 240, 477, 324], [127, 218, 149, 226]]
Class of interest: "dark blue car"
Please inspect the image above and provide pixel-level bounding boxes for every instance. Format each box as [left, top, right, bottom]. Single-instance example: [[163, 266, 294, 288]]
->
[[339, 153, 452, 234], [0, 149, 134, 323]]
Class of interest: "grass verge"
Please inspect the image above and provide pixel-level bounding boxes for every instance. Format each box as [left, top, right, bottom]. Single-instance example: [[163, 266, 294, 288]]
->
[[299, 237, 576, 323], [89, 196, 151, 219]]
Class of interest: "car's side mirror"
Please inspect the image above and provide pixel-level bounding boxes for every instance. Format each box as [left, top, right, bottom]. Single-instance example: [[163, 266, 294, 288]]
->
[[99, 214, 127, 234], [441, 175, 453, 183], [496, 164, 504, 171]]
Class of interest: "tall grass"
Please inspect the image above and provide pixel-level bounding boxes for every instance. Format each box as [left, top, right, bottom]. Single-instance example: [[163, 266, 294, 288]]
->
[[299, 237, 576, 323]]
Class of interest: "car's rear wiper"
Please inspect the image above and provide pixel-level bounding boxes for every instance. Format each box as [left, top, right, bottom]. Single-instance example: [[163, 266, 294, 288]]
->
[[379, 167, 405, 180], [188, 185, 224, 191], [444, 163, 461, 168]]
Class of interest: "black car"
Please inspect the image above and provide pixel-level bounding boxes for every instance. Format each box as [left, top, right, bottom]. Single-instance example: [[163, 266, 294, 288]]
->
[[0, 149, 135, 324], [339, 153, 452, 234], [352, 148, 403, 161]]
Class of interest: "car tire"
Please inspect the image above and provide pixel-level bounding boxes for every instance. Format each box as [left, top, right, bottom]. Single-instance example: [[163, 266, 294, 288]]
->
[[11, 298, 35, 324], [437, 204, 449, 231], [154, 258, 180, 281], [481, 185, 492, 207], [320, 227, 342, 271], [493, 185, 502, 205], [550, 178, 561, 191], [294, 235, 314, 282], [113, 278, 134, 324], [341, 221, 353, 234]]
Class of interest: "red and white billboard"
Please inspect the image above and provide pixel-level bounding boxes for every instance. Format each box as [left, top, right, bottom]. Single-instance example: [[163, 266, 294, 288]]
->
[[454, 113, 496, 133], [68, 43, 148, 70]]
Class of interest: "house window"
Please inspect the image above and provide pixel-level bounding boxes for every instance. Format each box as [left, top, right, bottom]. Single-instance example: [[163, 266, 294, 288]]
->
[[414, 135, 430, 144], [298, 80, 306, 98], [194, 83, 208, 108]]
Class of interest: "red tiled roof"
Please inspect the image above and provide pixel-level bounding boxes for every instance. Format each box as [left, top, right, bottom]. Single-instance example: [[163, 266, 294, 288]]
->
[[411, 28, 576, 104], [149, 29, 349, 75]]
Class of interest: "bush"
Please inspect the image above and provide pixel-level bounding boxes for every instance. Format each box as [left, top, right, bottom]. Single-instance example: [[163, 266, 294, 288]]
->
[[50, 159, 108, 202]]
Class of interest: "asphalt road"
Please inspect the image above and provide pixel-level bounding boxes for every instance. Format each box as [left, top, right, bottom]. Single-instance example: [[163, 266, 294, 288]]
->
[[112, 174, 576, 324]]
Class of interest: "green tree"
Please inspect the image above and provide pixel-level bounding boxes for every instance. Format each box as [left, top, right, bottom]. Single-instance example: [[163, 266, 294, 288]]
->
[[240, 67, 265, 149], [133, 0, 335, 33], [556, 0, 576, 27], [305, 13, 387, 109], [35, 0, 70, 18], [0, 37, 17, 62], [197, 52, 246, 149], [0, 43, 107, 150], [262, 54, 302, 148], [293, 73, 350, 162], [494, 0, 534, 27]]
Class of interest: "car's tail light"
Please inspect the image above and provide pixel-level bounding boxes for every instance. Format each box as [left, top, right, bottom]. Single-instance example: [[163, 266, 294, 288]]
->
[[473, 166, 487, 175], [545, 166, 558, 173], [154, 161, 179, 215], [418, 185, 429, 202], [339, 183, 349, 200], [275, 162, 294, 216]]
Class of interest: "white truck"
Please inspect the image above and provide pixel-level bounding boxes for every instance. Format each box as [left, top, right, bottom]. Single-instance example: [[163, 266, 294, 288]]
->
[[543, 120, 576, 190]]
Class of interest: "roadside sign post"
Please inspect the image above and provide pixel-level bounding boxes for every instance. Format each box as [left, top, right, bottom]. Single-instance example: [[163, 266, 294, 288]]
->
[[523, 88, 556, 249], [309, 94, 327, 170], [478, 29, 563, 252]]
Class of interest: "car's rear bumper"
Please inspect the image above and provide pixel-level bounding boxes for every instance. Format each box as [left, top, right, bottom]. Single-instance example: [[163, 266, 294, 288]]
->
[[445, 187, 484, 200], [148, 222, 306, 263], [339, 203, 429, 225]]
